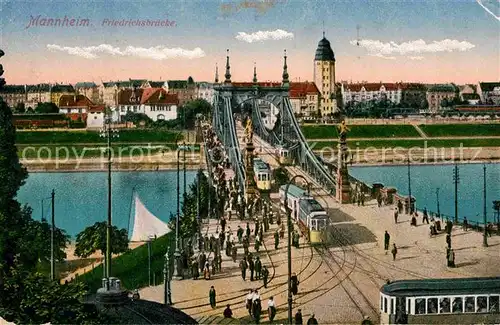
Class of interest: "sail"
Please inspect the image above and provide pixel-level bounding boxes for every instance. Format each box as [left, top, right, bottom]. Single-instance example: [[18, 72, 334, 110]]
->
[[130, 193, 170, 242]]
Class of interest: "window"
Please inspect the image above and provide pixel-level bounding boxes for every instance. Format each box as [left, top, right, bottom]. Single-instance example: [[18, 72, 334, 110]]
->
[[476, 296, 487, 313], [452, 297, 463, 313], [427, 298, 438, 314], [384, 297, 388, 313], [439, 297, 450, 313], [415, 298, 426, 314], [489, 296, 499, 312], [465, 297, 475, 313]]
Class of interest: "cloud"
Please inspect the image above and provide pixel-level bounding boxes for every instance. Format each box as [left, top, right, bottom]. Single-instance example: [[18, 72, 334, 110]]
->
[[350, 39, 475, 59], [235, 29, 294, 43], [369, 53, 396, 60], [46, 44, 205, 60]]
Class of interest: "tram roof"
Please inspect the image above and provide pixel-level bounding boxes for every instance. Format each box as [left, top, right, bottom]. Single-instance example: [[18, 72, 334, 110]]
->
[[381, 277, 500, 297], [280, 184, 309, 199]]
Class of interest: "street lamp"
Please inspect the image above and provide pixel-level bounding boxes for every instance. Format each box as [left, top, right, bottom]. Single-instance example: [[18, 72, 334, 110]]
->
[[482, 164, 488, 247], [183, 141, 187, 198], [174, 137, 190, 280], [99, 114, 119, 279], [163, 247, 172, 305], [493, 200, 500, 236], [453, 164, 460, 223], [147, 235, 154, 286], [50, 189, 55, 281], [407, 154, 412, 214], [436, 188, 440, 218], [284, 175, 309, 325]]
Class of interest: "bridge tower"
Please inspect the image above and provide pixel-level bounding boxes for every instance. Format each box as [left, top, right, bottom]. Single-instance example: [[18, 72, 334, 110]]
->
[[314, 31, 337, 115], [244, 64, 259, 211], [336, 121, 351, 203]]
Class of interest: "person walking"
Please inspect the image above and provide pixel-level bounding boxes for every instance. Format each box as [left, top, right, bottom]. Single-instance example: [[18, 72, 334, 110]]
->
[[307, 314, 318, 325], [274, 230, 280, 250], [384, 231, 390, 254], [220, 217, 226, 233], [246, 290, 253, 316], [237, 225, 244, 243], [262, 265, 269, 288], [243, 237, 249, 256], [422, 211, 429, 224], [209, 286, 216, 309], [267, 296, 276, 322], [254, 220, 260, 237], [204, 261, 211, 280], [394, 208, 399, 224], [252, 291, 262, 324], [249, 255, 255, 281], [231, 244, 238, 263], [255, 256, 262, 280], [255, 234, 261, 252], [448, 248, 455, 267], [295, 309, 303, 325], [463, 217, 469, 231], [223, 304, 233, 318], [239, 258, 248, 281], [291, 272, 299, 295], [218, 253, 222, 272], [199, 252, 206, 273], [246, 223, 251, 238], [192, 259, 199, 280], [446, 233, 451, 249], [391, 243, 398, 261]]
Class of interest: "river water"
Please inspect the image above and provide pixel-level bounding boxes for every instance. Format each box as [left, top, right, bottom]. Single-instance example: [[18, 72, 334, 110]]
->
[[16, 171, 196, 238], [350, 163, 500, 225], [15, 164, 499, 238]]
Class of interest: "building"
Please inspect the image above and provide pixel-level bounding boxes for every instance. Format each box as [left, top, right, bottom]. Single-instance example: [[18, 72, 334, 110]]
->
[[50, 84, 75, 104], [26, 84, 51, 109], [289, 81, 320, 117], [58, 94, 94, 121], [114, 88, 178, 122], [167, 77, 196, 106], [478, 82, 500, 105], [75, 82, 99, 103], [0, 85, 26, 108], [196, 82, 215, 105], [341, 83, 402, 105], [99, 79, 147, 106], [399, 83, 428, 109], [313, 34, 337, 115], [426, 84, 457, 112], [86, 105, 106, 128], [142, 80, 169, 91]]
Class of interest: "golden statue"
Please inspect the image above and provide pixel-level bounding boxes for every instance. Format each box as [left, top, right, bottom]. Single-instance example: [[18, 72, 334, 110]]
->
[[338, 120, 349, 141], [245, 118, 253, 142]]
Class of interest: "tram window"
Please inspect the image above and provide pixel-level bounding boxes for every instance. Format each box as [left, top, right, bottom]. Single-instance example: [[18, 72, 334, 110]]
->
[[415, 298, 426, 314], [384, 297, 388, 313], [452, 297, 463, 313], [465, 297, 475, 313], [489, 296, 499, 312], [439, 297, 450, 313], [476, 296, 487, 313], [427, 298, 438, 314]]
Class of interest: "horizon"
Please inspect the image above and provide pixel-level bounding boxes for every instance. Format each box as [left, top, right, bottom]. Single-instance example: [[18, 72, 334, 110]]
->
[[1, 0, 499, 85]]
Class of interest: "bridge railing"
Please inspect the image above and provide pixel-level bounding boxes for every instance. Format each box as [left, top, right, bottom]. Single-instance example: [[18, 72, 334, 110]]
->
[[223, 97, 246, 196]]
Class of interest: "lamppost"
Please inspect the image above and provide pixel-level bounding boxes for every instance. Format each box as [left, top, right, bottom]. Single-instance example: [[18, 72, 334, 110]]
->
[[50, 189, 55, 281], [483, 164, 488, 247], [284, 175, 309, 325], [40, 196, 52, 222], [147, 235, 154, 286], [453, 164, 460, 223], [197, 167, 202, 250], [436, 188, 440, 218], [163, 247, 172, 305], [407, 154, 412, 214], [174, 135, 189, 280], [493, 200, 500, 236], [99, 113, 119, 279], [183, 141, 187, 198]]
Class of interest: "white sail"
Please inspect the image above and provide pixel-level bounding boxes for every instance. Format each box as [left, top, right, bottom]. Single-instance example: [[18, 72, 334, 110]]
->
[[130, 193, 170, 242]]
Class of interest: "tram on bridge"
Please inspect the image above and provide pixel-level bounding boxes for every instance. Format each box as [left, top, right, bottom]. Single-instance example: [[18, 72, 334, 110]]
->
[[279, 184, 327, 244], [253, 158, 271, 191], [379, 276, 500, 324], [275, 145, 291, 165]]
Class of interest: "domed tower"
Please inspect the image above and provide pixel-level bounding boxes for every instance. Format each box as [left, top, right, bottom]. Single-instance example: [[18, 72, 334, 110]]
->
[[313, 32, 337, 115]]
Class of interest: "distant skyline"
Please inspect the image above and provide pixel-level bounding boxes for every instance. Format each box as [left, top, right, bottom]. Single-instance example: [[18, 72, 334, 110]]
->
[[1, 0, 499, 85]]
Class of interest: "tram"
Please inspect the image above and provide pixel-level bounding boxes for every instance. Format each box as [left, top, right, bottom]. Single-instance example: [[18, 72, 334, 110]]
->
[[380, 276, 500, 324], [279, 184, 327, 244], [253, 158, 271, 191], [275, 145, 291, 165]]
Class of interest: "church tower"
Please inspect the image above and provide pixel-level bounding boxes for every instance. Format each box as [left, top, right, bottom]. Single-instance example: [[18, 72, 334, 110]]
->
[[313, 32, 337, 115]]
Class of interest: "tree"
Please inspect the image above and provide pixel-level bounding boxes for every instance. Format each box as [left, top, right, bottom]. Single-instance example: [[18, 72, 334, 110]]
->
[[14, 102, 25, 113], [74, 222, 129, 258], [35, 102, 59, 114], [273, 167, 290, 188], [123, 111, 152, 126]]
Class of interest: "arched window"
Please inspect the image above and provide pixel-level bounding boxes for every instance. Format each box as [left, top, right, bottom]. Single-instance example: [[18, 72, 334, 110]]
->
[[157, 114, 165, 120]]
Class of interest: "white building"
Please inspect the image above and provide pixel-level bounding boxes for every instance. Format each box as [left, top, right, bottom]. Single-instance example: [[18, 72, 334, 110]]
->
[[289, 82, 320, 117], [313, 34, 337, 115], [113, 88, 179, 122], [86, 106, 105, 129], [341, 83, 402, 105], [196, 82, 215, 105]]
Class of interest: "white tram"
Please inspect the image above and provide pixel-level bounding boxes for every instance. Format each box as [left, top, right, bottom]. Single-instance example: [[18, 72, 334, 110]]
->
[[380, 277, 500, 324], [253, 158, 271, 191], [275, 145, 291, 165]]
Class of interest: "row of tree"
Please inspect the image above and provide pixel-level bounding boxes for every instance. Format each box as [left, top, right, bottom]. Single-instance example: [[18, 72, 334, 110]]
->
[[11, 102, 60, 114]]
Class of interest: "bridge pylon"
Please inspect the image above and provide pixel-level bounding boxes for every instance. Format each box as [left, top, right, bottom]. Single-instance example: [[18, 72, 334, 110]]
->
[[336, 122, 351, 203]]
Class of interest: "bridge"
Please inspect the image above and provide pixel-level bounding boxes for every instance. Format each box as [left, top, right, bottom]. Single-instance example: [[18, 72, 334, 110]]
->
[[211, 50, 339, 202]]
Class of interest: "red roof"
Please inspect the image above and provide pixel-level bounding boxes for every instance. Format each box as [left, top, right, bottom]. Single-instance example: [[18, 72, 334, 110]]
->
[[289, 82, 320, 98], [141, 88, 179, 105], [88, 105, 105, 113], [117, 88, 144, 105], [344, 83, 401, 92], [232, 82, 282, 88], [58, 94, 94, 107]]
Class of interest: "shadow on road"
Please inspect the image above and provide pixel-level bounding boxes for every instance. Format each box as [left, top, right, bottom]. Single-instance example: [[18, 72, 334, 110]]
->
[[324, 224, 377, 248]]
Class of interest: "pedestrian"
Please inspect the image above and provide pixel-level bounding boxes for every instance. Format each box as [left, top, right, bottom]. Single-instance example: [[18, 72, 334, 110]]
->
[[384, 231, 390, 254], [307, 314, 318, 325], [204, 261, 211, 280], [221, 217, 226, 233], [243, 237, 249, 256], [274, 230, 280, 249], [204, 235, 209, 252], [252, 290, 262, 324], [423, 207, 428, 221], [267, 296, 276, 322], [223, 304, 233, 318], [463, 217, 469, 231], [394, 208, 398, 224], [398, 200, 403, 214], [226, 239, 232, 257], [291, 272, 299, 295], [249, 255, 255, 281], [246, 290, 253, 316], [422, 211, 429, 224], [446, 233, 451, 249], [237, 225, 244, 243], [211, 258, 217, 275], [246, 223, 251, 238], [218, 253, 222, 271], [361, 192, 365, 206], [240, 258, 248, 280], [391, 243, 397, 261], [255, 256, 262, 280], [262, 265, 269, 288], [199, 252, 206, 273], [259, 224, 264, 239], [255, 220, 260, 237], [192, 259, 199, 280], [232, 244, 238, 262], [448, 248, 455, 267], [377, 194, 382, 207], [209, 286, 216, 309], [295, 309, 303, 325], [280, 223, 285, 239], [255, 235, 261, 252], [410, 214, 417, 226]]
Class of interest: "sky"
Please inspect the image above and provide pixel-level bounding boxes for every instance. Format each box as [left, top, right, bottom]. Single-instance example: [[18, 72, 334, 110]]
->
[[0, 0, 499, 85]]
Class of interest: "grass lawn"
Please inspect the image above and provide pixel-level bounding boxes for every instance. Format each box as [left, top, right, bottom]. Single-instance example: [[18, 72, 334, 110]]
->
[[15, 129, 182, 144], [18, 144, 200, 159], [301, 124, 421, 139], [79, 233, 175, 293], [419, 124, 500, 137], [308, 138, 500, 149]]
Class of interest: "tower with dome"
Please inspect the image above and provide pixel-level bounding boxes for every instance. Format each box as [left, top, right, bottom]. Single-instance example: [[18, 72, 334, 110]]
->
[[313, 32, 337, 115]]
